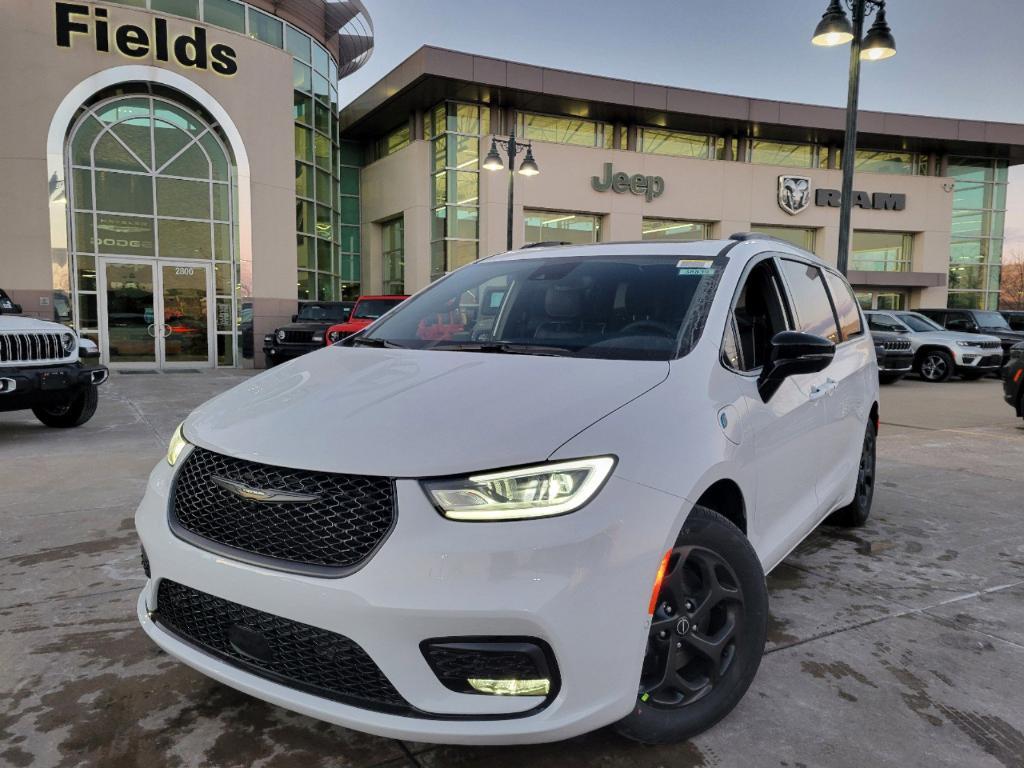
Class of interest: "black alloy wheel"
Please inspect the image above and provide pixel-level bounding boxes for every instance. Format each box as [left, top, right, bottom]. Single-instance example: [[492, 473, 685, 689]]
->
[[615, 507, 767, 744], [640, 547, 744, 708], [827, 419, 876, 527]]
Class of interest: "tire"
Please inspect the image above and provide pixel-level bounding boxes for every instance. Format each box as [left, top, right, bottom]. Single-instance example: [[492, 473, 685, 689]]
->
[[613, 507, 768, 745], [878, 372, 904, 385], [917, 350, 953, 383], [959, 369, 987, 381], [31, 385, 98, 428], [826, 420, 876, 527]]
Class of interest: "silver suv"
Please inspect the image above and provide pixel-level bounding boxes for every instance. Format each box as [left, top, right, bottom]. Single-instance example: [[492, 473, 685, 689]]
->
[[864, 310, 1002, 382]]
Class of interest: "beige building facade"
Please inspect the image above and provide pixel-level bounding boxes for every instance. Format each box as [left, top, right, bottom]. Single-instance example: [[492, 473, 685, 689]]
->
[[344, 47, 1024, 314], [0, 0, 372, 369]]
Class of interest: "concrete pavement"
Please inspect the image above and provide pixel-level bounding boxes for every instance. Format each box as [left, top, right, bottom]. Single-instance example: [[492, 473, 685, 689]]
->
[[1, 370, 1022, 767]]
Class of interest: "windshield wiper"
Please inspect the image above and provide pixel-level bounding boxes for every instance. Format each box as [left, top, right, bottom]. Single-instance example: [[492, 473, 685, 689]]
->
[[348, 336, 406, 349], [433, 342, 576, 357]]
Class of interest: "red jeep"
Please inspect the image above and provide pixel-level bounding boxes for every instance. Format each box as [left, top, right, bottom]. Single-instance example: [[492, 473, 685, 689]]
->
[[324, 295, 408, 345]]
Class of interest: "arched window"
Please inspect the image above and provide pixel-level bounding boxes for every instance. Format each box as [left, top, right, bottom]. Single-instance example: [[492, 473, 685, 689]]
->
[[67, 93, 238, 367]]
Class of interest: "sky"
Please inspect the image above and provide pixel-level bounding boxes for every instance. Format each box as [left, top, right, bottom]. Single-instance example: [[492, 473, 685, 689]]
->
[[340, 0, 1024, 256]]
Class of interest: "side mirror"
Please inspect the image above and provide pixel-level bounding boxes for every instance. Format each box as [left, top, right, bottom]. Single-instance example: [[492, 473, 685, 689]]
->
[[757, 331, 835, 402], [291, 314, 299, 323]]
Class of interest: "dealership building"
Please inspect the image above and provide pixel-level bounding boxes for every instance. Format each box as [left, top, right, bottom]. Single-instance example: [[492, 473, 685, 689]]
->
[[3, 2, 1024, 370]]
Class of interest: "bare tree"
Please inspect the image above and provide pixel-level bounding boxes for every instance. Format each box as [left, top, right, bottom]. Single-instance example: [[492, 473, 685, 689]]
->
[[1001, 248, 1024, 310]]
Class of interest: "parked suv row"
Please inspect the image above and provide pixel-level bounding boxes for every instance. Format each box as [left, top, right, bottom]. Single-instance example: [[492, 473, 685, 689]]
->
[[917, 308, 1024, 365], [865, 310, 1003, 382]]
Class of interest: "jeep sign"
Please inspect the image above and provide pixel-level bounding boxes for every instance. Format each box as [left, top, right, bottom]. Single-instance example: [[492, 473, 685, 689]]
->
[[592, 163, 665, 202]]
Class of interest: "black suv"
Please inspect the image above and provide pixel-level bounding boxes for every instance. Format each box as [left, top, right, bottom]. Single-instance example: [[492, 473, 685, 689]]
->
[[917, 308, 1024, 364], [1001, 310, 1024, 332], [263, 301, 353, 367], [0, 288, 22, 314], [870, 330, 913, 384]]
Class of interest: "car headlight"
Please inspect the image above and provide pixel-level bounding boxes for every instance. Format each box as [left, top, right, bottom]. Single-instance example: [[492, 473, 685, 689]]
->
[[166, 422, 192, 466], [956, 340, 978, 347], [61, 332, 76, 353], [312, 332, 324, 342], [423, 457, 616, 521], [276, 329, 286, 342]]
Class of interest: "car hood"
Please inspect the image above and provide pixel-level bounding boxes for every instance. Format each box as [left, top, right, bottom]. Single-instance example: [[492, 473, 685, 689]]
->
[[275, 321, 337, 334], [980, 328, 1024, 342], [0, 315, 69, 332], [185, 347, 669, 477], [910, 330, 1002, 344]]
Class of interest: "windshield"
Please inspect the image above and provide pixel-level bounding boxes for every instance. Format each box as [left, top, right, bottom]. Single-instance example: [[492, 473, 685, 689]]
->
[[973, 311, 1010, 329], [297, 304, 349, 323], [896, 312, 943, 332], [353, 299, 404, 320], [361, 253, 726, 360]]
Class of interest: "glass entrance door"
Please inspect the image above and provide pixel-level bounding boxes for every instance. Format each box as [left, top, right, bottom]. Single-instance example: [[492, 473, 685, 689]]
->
[[160, 263, 212, 366], [102, 261, 158, 367], [99, 259, 214, 369]]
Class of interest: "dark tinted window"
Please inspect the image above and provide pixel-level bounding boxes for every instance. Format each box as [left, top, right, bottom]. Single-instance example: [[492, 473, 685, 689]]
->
[[866, 313, 903, 332], [353, 299, 405, 320], [823, 270, 863, 340], [297, 303, 348, 322], [778, 259, 839, 343]]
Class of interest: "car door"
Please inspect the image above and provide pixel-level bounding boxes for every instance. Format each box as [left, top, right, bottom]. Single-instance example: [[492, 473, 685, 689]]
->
[[775, 258, 849, 527], [820, 269, 873, 513], [719, 254, 829, 568]]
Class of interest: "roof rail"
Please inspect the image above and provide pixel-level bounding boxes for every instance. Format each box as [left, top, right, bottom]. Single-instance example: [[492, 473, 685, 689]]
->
[[728, 231, 793, 244], [520, 241, 572, 249]]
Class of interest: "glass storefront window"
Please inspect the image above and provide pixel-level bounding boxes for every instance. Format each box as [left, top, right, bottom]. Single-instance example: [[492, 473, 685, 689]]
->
[[204, 0, 245, 32], [524, 211, 601, 245], [247, 8, 283, 47], [156, 178, 209, 219], [750, 225, 816, 252], [151, 0, 199, 19], [749, 141, 813, 168], [376, 124, 411, 158], [382, 217, 405, 295], [639, 128, 711, 160], [642, 219, 710, 241], [947, 157, 1007, 309], [285, 26, 311, 61], [516, 112, 611, 148], [849, 231, 912, 272], [854, 149, 914, 175]]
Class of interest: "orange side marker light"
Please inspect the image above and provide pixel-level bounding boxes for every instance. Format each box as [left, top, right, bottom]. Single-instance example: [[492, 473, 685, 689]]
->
[[648, 550, 672, 615]]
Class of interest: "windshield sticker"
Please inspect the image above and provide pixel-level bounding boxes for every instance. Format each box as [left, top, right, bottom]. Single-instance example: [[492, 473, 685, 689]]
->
[[677, 259, 715, 276]]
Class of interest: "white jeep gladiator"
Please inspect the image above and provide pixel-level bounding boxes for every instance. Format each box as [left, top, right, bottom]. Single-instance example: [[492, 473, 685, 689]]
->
[[0, 290, 108, 427]]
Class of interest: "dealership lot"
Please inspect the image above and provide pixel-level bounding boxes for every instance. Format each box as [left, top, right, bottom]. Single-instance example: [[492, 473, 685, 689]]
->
[[1, 371, 1022, 768]]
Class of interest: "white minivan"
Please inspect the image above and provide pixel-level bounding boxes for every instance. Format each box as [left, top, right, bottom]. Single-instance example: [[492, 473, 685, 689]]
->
[[136, 235, 878, 745]]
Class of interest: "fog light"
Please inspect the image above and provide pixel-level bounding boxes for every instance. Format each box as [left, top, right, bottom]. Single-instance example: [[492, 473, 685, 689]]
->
[[468, 678, 550, 696]]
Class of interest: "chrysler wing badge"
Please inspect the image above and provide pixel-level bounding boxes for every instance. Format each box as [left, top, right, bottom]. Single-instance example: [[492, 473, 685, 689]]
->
[[211, 475, 320, 503]]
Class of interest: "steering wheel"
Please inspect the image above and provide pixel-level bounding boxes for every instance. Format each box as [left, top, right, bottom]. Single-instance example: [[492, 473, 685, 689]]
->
[[619, 320, 677, 338]]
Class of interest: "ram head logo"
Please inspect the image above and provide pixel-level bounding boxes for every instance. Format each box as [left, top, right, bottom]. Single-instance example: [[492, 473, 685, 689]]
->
[[778, 175, 812, 215]]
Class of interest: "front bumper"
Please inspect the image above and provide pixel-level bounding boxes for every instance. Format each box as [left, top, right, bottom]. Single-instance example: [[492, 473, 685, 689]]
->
[[951, 348, 1003, 369], [0, 362, 107, 411], [263, 344, 319, 363], [136, 457, 689, 744]]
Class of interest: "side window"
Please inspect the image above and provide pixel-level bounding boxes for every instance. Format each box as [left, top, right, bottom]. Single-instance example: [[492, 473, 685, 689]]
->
[[867, 314, 899, 332], [778, 259, 840, 344], [823, 270, 863, 340], [725, 258, 791, 372]]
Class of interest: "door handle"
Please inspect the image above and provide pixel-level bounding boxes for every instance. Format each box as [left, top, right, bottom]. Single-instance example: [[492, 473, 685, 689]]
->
[[146, 323, 157, 338], [163, 324, 173, 338], [809, 378, 838, 401]]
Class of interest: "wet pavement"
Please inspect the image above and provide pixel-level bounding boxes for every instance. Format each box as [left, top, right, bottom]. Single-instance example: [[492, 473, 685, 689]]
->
[[1, 370, 1022, 768]]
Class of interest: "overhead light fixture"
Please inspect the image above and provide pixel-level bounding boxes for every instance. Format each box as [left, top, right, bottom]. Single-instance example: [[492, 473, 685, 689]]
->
[[811, 0, 853, 46], [518, 147, 539, 176], [482, 139, 504, 171], [860, 6, 896, 60]]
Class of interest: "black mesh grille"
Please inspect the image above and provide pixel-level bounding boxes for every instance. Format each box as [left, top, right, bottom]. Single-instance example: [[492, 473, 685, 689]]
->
[[171, 447, 395, 574], [281, 330, 315, 344], [155, 580, 409, 712], [982, 354, 1003, 365], [881, 339, 911, 351]]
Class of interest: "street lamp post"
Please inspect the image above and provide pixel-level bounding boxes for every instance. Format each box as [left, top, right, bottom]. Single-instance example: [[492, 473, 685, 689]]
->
[[812, 0, 896, 275], [482, 125, 539, 251]]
